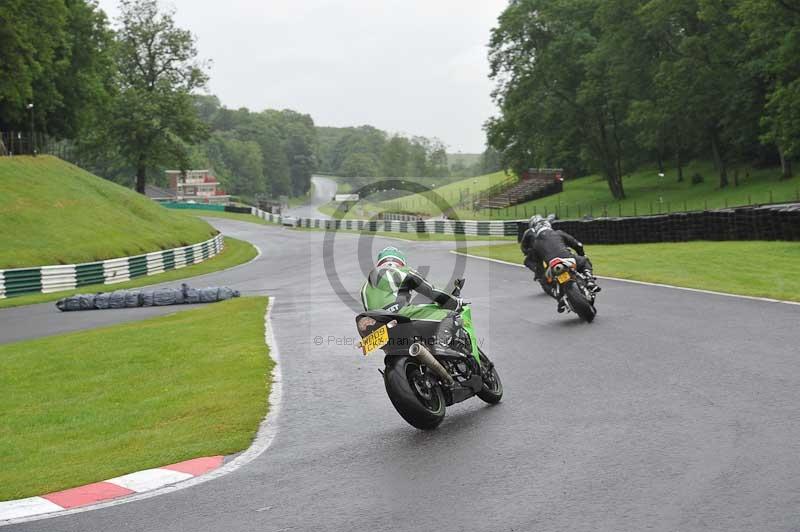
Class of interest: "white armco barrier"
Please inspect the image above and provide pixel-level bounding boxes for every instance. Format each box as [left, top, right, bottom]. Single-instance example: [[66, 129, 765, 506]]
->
[[0, 234, 225, 300]]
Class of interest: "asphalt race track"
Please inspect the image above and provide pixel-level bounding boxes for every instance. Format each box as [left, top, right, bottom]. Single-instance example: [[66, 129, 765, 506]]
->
[[284, 175, 337, 219], [2, 219, 799, 531]]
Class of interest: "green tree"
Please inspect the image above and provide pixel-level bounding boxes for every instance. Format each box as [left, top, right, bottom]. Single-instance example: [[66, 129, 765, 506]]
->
[[488, 0, 631, 198], [0, 0, 113, 138], [280, 110, 316, 196], [108, 0, 208, 193], [341, 152, 380, 177], [735, 0, 800, 178], [381, 136, 410, 177], [427, 139, 450, 177]]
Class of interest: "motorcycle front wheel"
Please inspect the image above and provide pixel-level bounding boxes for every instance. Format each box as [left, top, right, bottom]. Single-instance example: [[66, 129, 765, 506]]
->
[[384, 355, 446, 430], [475, 349, 503, 404], [564, 282, 596, 323]]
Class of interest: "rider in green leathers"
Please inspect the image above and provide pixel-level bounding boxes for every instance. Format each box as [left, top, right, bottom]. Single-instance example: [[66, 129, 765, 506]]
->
[[360, 246, 462, 321]]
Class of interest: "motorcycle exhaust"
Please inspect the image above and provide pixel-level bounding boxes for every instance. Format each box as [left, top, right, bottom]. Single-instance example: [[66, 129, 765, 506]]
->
[[409, 342, 455, 387]]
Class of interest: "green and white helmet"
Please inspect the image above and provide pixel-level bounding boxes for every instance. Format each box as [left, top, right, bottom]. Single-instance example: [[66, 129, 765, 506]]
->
[[376, 246, 406, 268]]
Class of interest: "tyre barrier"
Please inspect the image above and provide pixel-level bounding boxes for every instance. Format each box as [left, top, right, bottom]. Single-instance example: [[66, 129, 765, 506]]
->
[[0, 234, 224, 300], [516, 203, 800, 244], [55, 283, 240, 312]]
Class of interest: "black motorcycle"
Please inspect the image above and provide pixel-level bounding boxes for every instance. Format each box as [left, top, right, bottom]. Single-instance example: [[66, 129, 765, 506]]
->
[[355, 278, 503, 430], [544, 257, 598, 322]]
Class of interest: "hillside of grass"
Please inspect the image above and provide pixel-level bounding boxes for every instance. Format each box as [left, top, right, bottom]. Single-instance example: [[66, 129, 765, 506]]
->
[[498, 161, 800, 220], [325, 162, 799, 221], [319, 170, 514, 219], [0, 156, 217, 269], [447, 153, 482, 169]]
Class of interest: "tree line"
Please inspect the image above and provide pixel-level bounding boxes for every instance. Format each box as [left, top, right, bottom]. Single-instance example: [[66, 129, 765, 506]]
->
[[316, 125, 503, 188], [316, 126, 450, 178], [0, 0, 317, 198], [487, 0, 799, 200], [1, 0, 503, 201]]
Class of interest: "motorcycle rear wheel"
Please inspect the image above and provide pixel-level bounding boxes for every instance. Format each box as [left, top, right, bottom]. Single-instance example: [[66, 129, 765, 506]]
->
[[565, 282, 596, 323], [384, 356, 446, 430]]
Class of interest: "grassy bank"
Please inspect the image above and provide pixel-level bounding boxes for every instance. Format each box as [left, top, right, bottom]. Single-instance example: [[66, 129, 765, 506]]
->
[[180, 209, 274, 226], [460, 241, 800, 302], [0, 156, 216, 268], [319, 161, 798, 221], [0, 237, 258, 309], [0, 297, 272, 501], [317, 170, 514, 220], [495, 161, 800, 220]]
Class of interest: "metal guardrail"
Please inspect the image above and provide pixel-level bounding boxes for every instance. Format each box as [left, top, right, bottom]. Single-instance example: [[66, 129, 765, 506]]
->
[[249, 207, 519, 237], [0, 234, 224, 299]]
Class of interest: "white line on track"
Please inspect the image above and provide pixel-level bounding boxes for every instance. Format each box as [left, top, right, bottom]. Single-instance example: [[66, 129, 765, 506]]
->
[[450, 250, 800, 307], [1, 297, 284, 527]]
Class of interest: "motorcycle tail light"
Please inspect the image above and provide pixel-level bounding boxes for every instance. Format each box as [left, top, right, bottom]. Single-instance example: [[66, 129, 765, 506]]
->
[[357, 316, 377, 333]]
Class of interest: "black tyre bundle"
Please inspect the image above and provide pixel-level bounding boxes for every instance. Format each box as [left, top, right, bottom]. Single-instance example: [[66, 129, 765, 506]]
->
[[56, 283, 240, 312]]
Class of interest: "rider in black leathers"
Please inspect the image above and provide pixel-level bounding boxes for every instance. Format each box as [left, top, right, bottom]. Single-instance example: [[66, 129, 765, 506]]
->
[[521, 215, 600, 312]]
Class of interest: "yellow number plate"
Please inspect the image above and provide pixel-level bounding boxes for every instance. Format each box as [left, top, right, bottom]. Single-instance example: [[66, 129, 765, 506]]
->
[[361, 325, 389, 356], [557, 271, 571, 284]]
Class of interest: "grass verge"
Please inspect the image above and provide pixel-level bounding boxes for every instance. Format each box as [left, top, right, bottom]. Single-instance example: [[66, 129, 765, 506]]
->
[[0, 237, 258, 309], [459, 241, 800, 302], [287, 182, 315, 207], [0, 297, 272, 501]]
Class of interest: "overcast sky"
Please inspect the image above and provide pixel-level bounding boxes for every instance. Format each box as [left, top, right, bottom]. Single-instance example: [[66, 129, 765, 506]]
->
[[96, 0, 508, 153]]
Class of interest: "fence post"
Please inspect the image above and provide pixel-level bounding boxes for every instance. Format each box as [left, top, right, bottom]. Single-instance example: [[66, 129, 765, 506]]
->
[[769, 190, 773, 203], [667, 202, 670, 213], [603, 204, 608, 217], [589, 205, 593, 217]]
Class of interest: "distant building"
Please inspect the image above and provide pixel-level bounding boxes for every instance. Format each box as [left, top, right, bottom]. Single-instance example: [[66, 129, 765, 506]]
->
[[165, 169, 230, 204]]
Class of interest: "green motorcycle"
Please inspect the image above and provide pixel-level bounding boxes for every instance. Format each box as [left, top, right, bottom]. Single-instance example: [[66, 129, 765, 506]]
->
[[355, 278, 503, 430]]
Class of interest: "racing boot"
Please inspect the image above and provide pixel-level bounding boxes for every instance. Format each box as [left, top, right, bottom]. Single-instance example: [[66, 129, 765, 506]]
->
[[584, 269, 601, 293], [557, 297, 567, 313]]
